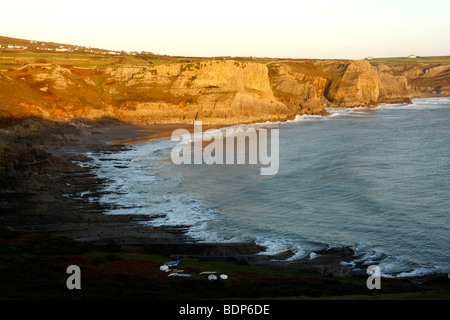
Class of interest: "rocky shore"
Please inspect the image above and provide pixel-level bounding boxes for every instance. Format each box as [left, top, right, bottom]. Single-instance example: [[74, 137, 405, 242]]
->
[[0, 118, 189, 243], [0, 118, 354, 275]]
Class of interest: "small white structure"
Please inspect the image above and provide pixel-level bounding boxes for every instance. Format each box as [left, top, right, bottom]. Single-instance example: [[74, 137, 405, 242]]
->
[[409, 54, 416, 59], [159, 265, 169, 272], [208, 274, 217, 281]]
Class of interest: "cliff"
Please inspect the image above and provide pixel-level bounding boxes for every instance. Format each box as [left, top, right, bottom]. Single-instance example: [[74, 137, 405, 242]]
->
[[0, 61, 294, 125], [267, 61, 331, 115], [104, 60, 293, 124], [269, 59, 413, 110], [0, 57, 448, 125], [389, 63, 450, 98]]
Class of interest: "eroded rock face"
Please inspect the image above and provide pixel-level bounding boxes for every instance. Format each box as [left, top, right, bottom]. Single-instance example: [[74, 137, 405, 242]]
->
[[1, 58, 448, 125], [399, 64, 450, 97], [268, 62, 331, 115], [104, 60, 294, 124], [376, 65, 412, 104], [325, 60, 379, 107], [268, 59, 414, 112]]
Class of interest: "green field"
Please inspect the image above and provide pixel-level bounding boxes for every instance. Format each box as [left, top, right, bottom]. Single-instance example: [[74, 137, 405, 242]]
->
[[0, 52, 186, 70], [2, 48, 450, 71], [368, 55, 450, 65], [0, 51, 280, 71], [0, 52, 122, 69]]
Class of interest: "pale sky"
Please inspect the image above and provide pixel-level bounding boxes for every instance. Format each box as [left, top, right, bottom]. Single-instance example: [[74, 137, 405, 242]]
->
[[1, 0, 450, 59]]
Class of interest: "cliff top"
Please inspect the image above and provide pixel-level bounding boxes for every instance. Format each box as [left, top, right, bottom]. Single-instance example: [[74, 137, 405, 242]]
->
[[1, 35, 449, 126]]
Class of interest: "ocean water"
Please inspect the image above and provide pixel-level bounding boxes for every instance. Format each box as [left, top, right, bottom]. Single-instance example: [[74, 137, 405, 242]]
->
[[86, 97, 450, 277]]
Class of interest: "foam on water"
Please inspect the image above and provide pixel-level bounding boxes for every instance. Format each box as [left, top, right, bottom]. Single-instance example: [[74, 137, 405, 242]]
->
[[254, 236, 308, 260], [387, 266, 449, 279], [84, 98, 450, 278]]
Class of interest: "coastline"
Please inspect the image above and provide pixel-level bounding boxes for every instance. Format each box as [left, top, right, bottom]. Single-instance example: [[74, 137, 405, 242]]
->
[[0, 117, 266, 250], [1, 119, 183, 242], [1, 115, 449, 287]]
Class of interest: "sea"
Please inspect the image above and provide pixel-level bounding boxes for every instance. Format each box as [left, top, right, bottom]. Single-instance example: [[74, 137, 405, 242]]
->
[[84, 97, 450, 278]]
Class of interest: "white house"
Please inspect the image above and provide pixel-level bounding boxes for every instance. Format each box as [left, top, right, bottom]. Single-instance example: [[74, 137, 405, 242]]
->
[[409, 54, 416, 59]]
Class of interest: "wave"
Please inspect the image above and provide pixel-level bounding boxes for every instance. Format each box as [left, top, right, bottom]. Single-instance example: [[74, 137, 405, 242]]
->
[[382, 266, 449, 279], [289, 114, 329, 121], [82, 96, 449, 281], [378, 97, 450, 110], [87, 140, 449, 279], [254, 236, 308, 260]]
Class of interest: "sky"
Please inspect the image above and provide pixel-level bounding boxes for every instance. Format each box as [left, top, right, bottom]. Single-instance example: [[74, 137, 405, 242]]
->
[[1, 0, 450, 59]]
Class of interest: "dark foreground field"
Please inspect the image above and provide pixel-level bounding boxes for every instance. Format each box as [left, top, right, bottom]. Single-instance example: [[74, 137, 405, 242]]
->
[[1, 227, 449, 300]]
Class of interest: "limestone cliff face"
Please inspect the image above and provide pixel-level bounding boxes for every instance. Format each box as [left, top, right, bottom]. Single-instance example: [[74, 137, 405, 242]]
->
[[268, 62, 330, 115], [324, 60, 380, 107], [375, 64, 412, 104], [389, 63, 450, 97], [104, 60, 294, 124], [0, 58, 446, 126], [268, 59, 412, 112], [325, 60, 413, 106], [0, 61, 295, 124]]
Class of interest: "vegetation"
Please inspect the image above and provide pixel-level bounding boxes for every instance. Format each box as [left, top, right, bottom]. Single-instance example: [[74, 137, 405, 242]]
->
[[0, 52, 255, 71], [0, 52, 122, 69], [368, 56, 450, 66], [0, 227, 449, 300]]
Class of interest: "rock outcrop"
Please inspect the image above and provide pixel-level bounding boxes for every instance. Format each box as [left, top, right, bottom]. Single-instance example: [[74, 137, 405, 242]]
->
[[1, 58, 447, 125], [268, 62, 330, 115], [104, 60, 294, 124], [389, 63, 450, 97], [324, 60, 380, 107], [269, 59, 413, 111], [375, 64, 412, 104]]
